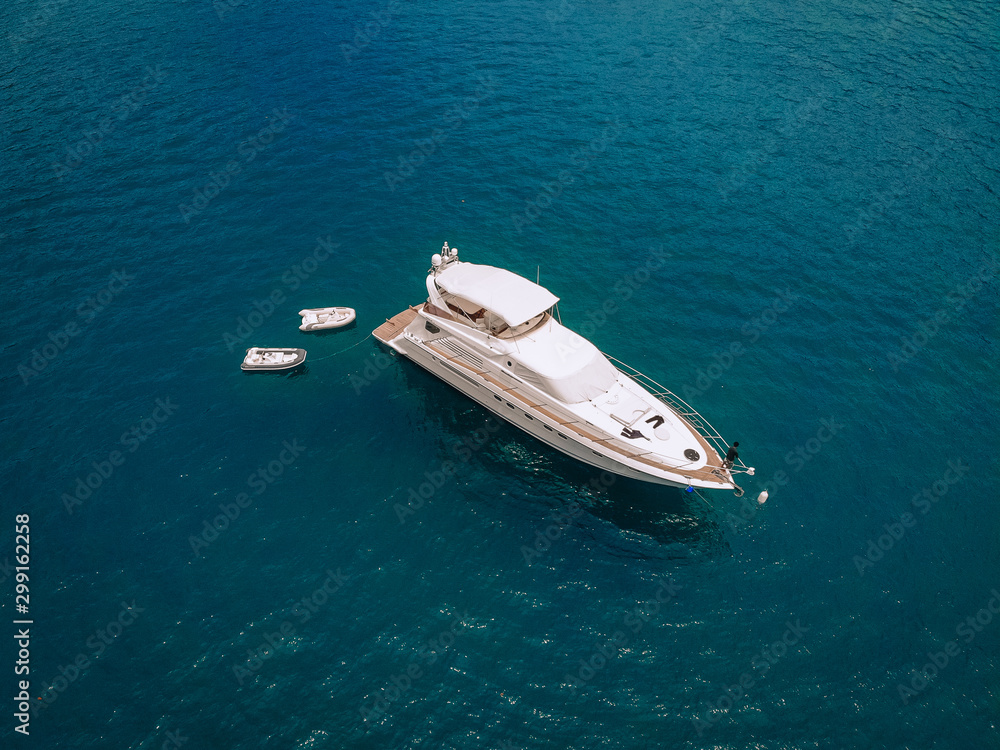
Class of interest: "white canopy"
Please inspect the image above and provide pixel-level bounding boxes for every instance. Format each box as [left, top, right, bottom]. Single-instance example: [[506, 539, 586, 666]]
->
[[434, 263, 559, 327]]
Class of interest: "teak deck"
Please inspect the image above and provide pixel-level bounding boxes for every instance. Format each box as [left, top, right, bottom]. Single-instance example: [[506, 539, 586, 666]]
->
[[373, 306, 420, 344]]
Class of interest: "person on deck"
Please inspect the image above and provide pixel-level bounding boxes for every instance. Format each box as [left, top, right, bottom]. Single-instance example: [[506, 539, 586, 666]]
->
[[723, 442, 739, 469]]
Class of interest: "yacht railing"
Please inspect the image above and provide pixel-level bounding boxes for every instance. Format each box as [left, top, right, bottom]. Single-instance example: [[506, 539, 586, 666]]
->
[[604, 354, 751, 475]]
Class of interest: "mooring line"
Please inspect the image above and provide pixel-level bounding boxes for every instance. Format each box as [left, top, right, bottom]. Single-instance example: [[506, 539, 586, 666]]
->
[[309, 333, 373, 361]]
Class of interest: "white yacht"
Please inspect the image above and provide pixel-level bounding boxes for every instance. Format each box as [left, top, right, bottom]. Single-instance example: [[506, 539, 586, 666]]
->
[[374, 243, 752, 493]]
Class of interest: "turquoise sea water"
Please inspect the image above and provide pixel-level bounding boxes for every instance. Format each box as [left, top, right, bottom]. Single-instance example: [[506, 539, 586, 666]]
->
[[2, 0, 999, 747]]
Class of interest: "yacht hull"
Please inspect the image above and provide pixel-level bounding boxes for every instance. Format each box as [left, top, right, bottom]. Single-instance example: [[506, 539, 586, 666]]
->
[[374, 307, 734, 490], [397, 337, 683, 485]]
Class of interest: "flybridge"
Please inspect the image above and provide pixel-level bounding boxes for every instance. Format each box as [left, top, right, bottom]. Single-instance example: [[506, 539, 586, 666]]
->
[[429, 243, 559, 328]]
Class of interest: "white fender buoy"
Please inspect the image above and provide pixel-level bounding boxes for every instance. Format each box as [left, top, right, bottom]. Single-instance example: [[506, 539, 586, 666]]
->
[[757, 490, 769, 505]]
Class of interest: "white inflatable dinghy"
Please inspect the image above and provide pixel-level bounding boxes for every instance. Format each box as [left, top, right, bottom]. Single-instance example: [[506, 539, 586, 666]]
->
[[298, 307, 356, 331], [241, 347, 307, 371]]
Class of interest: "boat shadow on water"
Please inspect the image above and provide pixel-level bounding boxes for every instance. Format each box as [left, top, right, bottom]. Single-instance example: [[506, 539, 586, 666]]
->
[[298, 318, 358, 336], [242, 365, 309, 378], [395, 363, 731, 553]]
